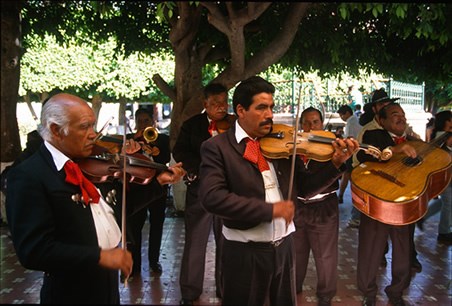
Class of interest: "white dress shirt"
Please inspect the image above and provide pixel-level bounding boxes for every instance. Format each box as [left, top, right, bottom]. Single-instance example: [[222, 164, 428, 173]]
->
[[221, 122, 295, 243]]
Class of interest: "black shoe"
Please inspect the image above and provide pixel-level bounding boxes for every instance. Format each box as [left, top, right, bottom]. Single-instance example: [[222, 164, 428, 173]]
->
[[150, 262, 163, 274], [380, 257, 387, 267], [388, 296, 406, 306], [318, 296, 332, 306], [411, 257, 422, 273], [416, 218, 424, 231], [437, 233, 452, 244], [175, 210, 185, 218], [130, 265, 141, 277], [179, 298, 194, 305], [362, 296, 376, 306]]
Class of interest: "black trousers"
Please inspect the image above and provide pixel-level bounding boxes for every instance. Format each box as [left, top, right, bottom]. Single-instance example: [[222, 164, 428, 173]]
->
[[222, 235, 296, 306], [357, 214, 412, 299], [294, 197, 339, 299], [179, 184, 223, 300], [127, 188, 167, 272]]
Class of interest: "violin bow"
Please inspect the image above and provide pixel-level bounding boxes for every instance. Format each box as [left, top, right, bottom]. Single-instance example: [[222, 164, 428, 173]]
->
[[121, 113, 129, 286], [287, 81, 303, 201], [94, 116, 114, 142]]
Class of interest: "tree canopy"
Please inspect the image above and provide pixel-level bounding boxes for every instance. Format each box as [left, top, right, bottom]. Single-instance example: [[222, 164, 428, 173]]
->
[[1, 1, 450, 161]]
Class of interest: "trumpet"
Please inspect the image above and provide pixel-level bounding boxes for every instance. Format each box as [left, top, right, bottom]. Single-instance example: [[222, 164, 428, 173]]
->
[[142, 126, 159, 143]]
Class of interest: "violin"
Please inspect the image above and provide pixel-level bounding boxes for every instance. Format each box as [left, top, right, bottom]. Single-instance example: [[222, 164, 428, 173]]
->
[[215, 114, 237, 134], [76, 130, 169, 185], [94, 134, 160, 157], [76, 150, 169, 185], [260, 124, 382, 162]]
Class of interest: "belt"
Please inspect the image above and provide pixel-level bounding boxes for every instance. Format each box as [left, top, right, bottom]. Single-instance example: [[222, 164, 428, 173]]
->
[[226, 236, 287, 248], [297, 191, 336, 204]]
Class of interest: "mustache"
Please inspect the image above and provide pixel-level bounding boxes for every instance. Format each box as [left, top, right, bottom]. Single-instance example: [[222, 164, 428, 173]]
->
[[259, 119, 273, 126]]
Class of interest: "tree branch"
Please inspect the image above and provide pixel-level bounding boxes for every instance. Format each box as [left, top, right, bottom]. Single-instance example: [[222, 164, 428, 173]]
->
[[201, 2, 230, 35], [245, 2, 312, 76], [152, 74, 176, 102], [170, 2, 202, 51]]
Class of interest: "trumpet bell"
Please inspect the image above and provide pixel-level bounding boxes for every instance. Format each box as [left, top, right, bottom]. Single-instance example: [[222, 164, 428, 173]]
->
[[143, 127, 158, 143]]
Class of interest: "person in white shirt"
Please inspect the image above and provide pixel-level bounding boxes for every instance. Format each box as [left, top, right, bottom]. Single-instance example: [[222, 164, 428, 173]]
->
[[337, 104, 362, 204], [198, 76, 358, 306], [5, 93, 185, 304]]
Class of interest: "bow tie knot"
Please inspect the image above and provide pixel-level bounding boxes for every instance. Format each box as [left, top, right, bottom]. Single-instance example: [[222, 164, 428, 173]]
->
[[243, 138, 270, 172], [64, 160, 100, 204], [393, 136, 406, 145]]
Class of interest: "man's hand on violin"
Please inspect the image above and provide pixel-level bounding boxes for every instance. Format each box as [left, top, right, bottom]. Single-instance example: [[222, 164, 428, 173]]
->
[[156, 162, 186, 185], [331, 137, 360, 168], [123, 139, 141, 154]]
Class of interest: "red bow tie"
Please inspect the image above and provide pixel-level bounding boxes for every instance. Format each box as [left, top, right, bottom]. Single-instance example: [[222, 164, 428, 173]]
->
[[243, 138, 270, 172], [393, 136, 406, 145], [299, 154, 308, 164], [64, 160, 100, 204], [208, 120, 217, 136]]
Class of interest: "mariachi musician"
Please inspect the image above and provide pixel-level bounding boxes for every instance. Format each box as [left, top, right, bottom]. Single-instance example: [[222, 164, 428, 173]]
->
[[5, 93, 184, 304], [172, 82, 235, 304], [354, 102, 418, 306], [126, 107, 171, 276]]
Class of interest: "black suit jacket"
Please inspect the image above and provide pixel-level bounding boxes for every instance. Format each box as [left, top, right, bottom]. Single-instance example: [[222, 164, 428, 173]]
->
[[198, 124, 343, 230], [126, 132, 171, 206], [172, 112, 211, 178], [6, 144, 164, 304], [356, 129, 417, 164]]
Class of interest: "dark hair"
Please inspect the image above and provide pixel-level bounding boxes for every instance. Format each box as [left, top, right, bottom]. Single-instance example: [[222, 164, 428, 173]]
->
[[300, 106, 323, 123], [337, 105, 353, 115], [359, 103, 375, 125], [355, 104, 362, 110], [377, 102, 400, 120], [204, 83, 227, 99], [431, 110, 451, 139], [232, 76, 275, 114], [135, 107, 152, 119]]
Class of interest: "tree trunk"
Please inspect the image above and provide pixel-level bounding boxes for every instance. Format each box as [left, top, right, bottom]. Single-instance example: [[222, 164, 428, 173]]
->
[[91, 94, 103, 127], [1, 1, 22, 162], [118, 97, 132, 134], [154, 2, 311, 149]]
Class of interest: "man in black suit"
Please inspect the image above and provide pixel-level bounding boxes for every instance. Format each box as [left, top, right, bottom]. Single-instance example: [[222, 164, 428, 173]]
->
[[5, 93, 185, 304], [295, 107, 355, 306], [198, 76, 359, 306], [126, 108, 171, 276], [355, 103, 418, 306], [173, 82, 231, 305]]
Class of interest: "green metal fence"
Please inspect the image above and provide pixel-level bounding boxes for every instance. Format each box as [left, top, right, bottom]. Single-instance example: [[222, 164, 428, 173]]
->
[[386, 79, 425, 111], [271, 78, 424, 115]]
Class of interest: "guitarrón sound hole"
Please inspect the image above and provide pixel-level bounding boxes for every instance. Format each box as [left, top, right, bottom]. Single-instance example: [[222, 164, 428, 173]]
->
[[403, 156, 422, 167]]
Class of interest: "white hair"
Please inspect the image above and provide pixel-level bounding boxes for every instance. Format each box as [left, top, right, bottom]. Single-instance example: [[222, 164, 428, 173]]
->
[[37, 97, 73, 141]]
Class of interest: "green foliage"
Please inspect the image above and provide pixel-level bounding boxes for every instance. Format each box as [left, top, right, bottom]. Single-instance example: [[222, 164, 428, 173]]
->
[[20, 34, 175, 102], [20, 1, 451, 107], [281, 3, 450, 86]]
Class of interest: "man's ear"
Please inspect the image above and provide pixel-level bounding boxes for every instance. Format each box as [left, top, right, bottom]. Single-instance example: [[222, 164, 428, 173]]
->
[[236, 104, 245, 118], [50, 123, 62, 140]]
